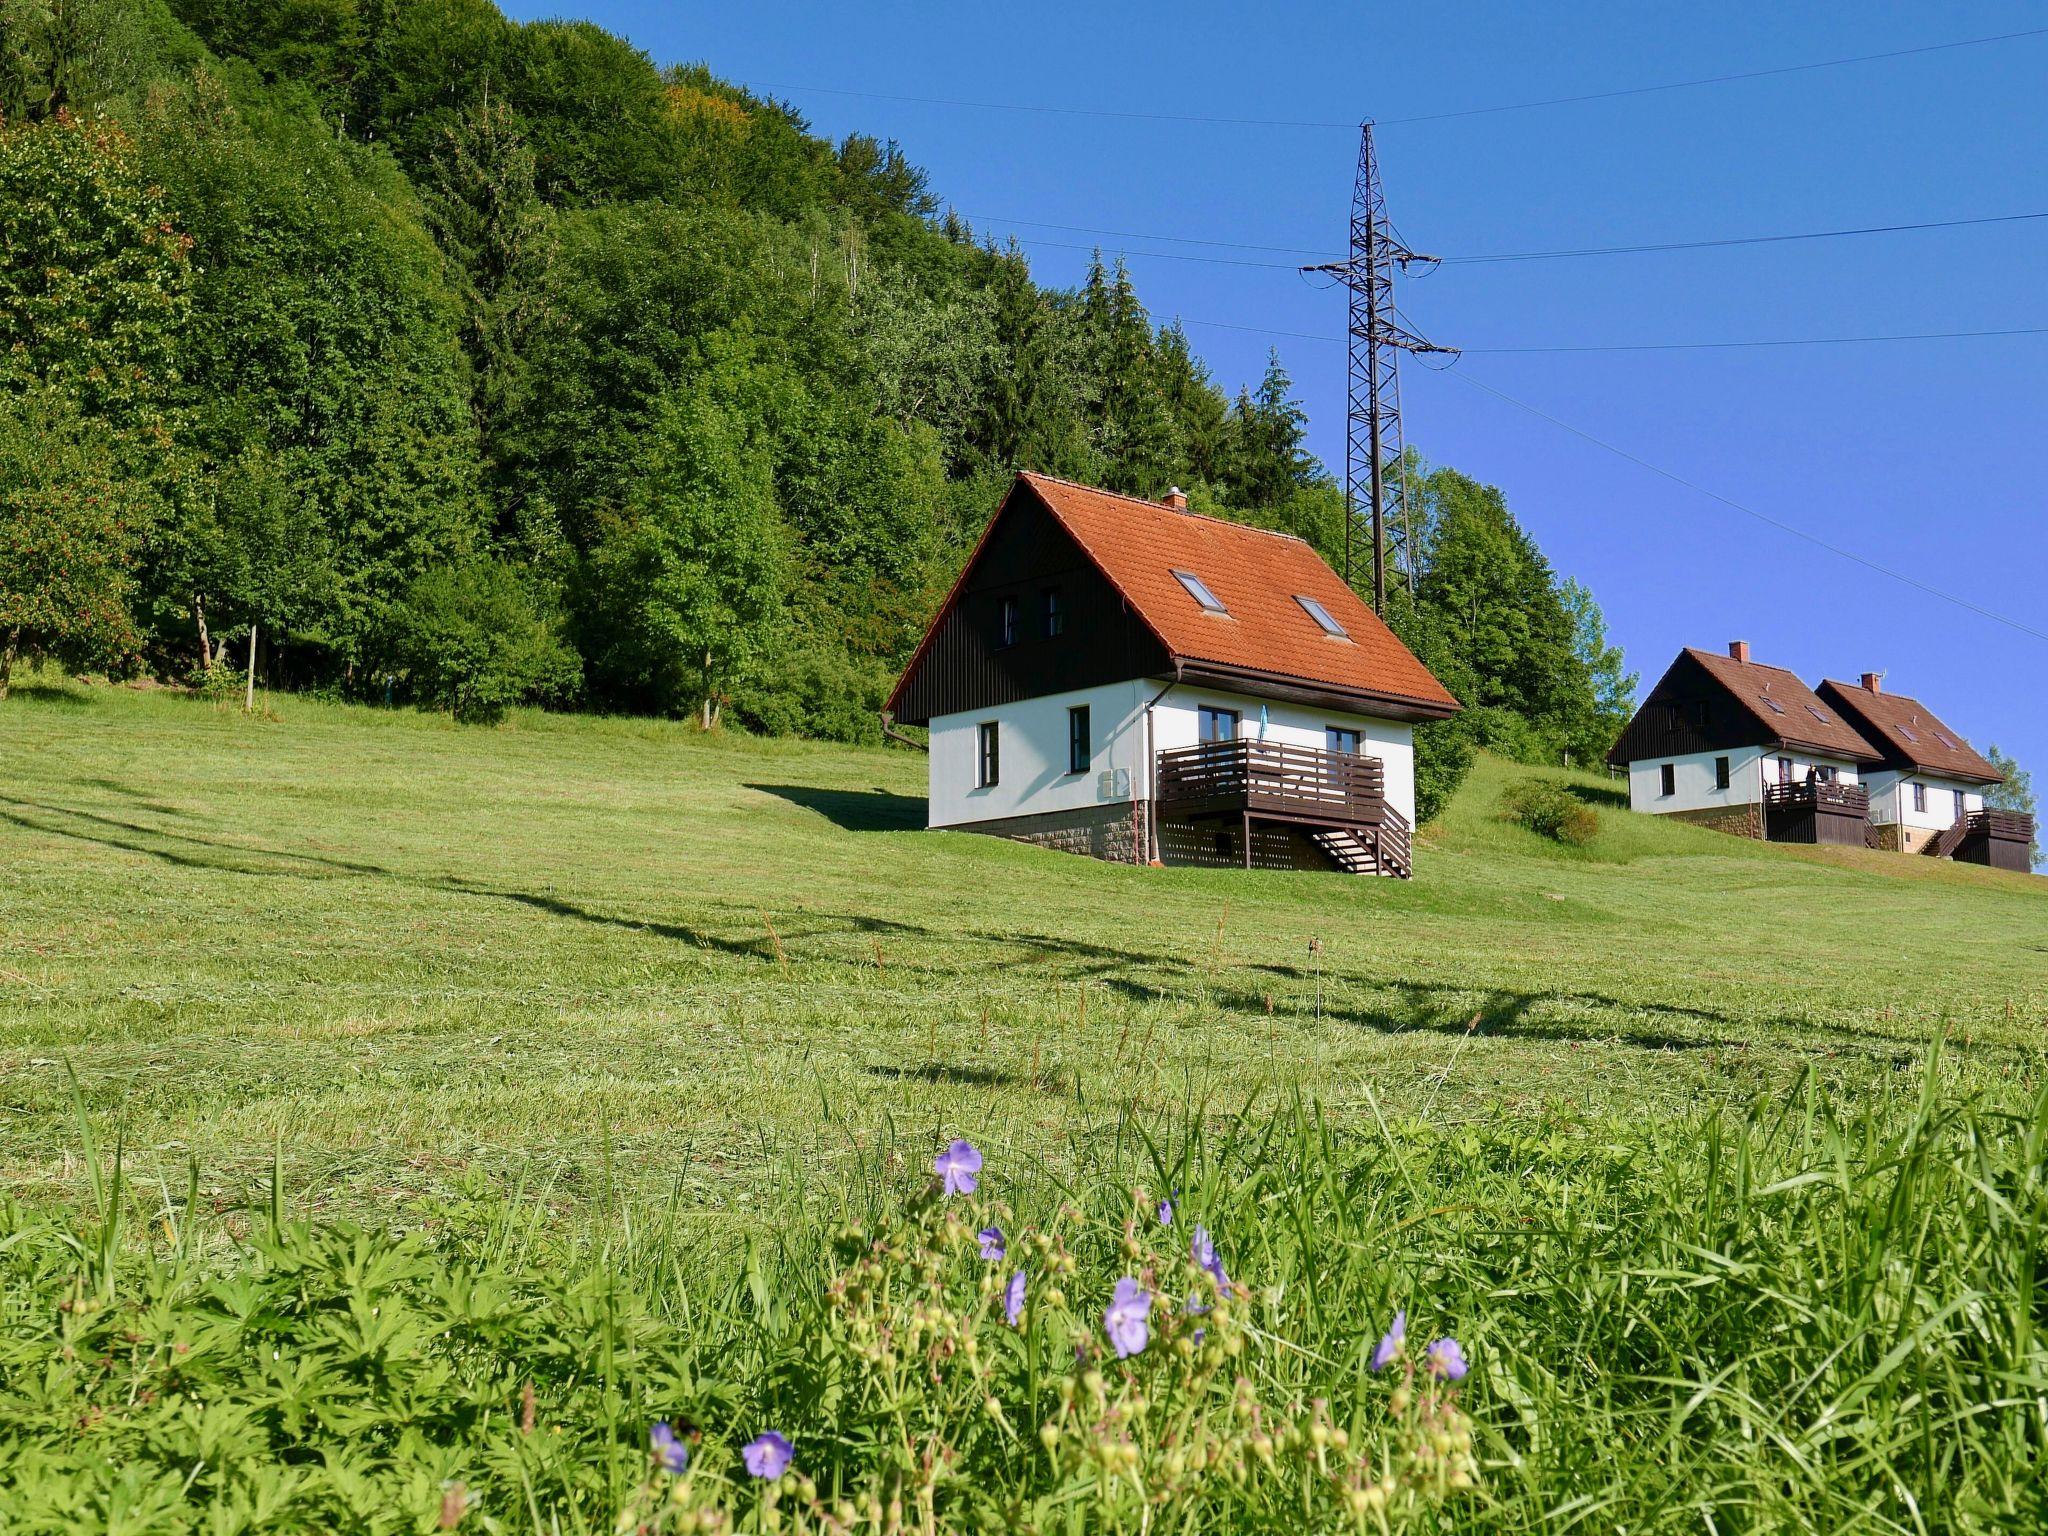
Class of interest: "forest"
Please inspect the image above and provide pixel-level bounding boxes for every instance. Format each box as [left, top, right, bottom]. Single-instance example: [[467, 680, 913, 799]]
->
[[0, 0, 1636, 815]]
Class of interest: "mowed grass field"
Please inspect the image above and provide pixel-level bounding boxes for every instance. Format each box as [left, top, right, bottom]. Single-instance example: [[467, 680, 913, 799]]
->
[[2, 677, 2042, 1231]]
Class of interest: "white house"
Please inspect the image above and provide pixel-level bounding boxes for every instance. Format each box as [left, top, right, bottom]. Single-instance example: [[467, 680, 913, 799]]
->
[[1606, 642, 1883, 846], [1815, 675, 2013, 860], [886, 473, 1461, 876]]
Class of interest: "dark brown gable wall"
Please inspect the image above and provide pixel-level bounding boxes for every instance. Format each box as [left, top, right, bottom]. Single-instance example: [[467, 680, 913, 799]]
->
[[891, 488, 1173, 725], [1607, 650, 1766, 765]]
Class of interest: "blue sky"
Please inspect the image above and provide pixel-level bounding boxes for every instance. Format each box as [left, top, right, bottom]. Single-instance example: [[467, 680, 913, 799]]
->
[[507, 1, 2046, 788]]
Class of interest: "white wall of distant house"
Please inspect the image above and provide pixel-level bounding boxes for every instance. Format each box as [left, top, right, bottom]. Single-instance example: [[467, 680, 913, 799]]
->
[[929, 679, 1419, 831], [1628, 746, 1864, 815], [1151, 687, 1417, 828], [1864, 770, 1983, 829], [927, 680, 1149, 828]]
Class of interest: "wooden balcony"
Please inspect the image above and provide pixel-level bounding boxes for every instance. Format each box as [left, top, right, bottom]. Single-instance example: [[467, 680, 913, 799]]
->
[[1763, 779, 1869, 847], [1155, 740, 1411, 876], [1950, 808, 2036, 873]]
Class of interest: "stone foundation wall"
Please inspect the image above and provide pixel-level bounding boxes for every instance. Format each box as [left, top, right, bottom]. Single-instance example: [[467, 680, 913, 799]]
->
[[946, 801, 1151, 864], [1664, 803, 1764, 840], [1896, 824, 1939, 854], [1867, 822, 1907, 853]]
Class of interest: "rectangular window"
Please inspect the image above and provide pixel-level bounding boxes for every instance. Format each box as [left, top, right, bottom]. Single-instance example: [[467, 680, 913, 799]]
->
[[1714, 756, 1730, 790], [1816, 765, 1837, 784], [977, 721, 1000, 788], [1759, 696, 1787, 716], [1911, 782, 1926, 813], [1172, 569, 1229, 614], [1778, 757, 1793, 784], [1067, 705, 1089, 775], [1898, 724, 1919, 742], [1326, 726, 1361, 756], [1692, 701, 1711, 729], [1954, 786, 1968, 820], [1198, 706, 1240, 744], [1042, 587, 1065, 638], [1806, 704, 1831, 723], [1660, 763, 1676, 797], [997, 595, 1018, 648]]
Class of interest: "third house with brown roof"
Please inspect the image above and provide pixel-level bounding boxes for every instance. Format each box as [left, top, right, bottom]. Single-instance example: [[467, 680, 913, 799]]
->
[[887, 473, 1461, 878]]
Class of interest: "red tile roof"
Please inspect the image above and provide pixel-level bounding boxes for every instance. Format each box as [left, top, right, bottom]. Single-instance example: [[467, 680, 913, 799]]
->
[[1681, 648, 1882, 762], [1018, 473, 1460, 713], [1815, 679, 2002, 784]]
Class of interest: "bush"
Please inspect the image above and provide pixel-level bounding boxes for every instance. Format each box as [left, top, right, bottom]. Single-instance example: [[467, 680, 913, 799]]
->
[[1501, 775, 1599, 845], [387, 561, 581, 724], [1411, 713, 1477, 826]]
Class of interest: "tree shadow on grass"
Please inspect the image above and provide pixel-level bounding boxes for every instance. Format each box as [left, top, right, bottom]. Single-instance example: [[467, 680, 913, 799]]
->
[[5, 685, 92, 707], [864, 1062, 1041, 1090], [748, 782, 926, 832], [1562, 780, 1628, 809]]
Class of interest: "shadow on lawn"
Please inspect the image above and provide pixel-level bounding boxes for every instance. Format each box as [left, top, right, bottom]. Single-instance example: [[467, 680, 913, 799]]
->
[[0, 792, 1982, 1069], [748, 783, 925, 832]]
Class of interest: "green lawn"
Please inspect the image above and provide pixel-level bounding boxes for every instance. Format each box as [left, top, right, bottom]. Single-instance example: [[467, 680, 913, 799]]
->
[[3, 678, 2041, 1230], [5, 679, 2046, 1533]]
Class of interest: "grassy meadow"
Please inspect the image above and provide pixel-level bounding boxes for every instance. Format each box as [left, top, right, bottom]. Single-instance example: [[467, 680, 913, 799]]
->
[[2, 678, 2045, 1532]]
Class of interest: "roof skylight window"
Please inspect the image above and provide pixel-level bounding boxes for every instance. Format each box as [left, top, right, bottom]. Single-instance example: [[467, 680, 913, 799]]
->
[[1172, 569, 1228, 615], [1933, 731, 1957, 749], [1898, 724, 1919, 742], [1806, 705, 1831, 723], [1295, 594, 1347, 637], [1759, 696, 1786, 715]]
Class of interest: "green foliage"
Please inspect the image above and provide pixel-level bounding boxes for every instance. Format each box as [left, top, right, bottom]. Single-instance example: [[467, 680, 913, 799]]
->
[[1983, 744, 2039, 867], [1409, 714, 1477, 828], [387, 561, 579, 723], [583, 388, 786, 725], [0, 106, 191, 429], [0, 391, 145, 694], [20, 0, 1627, 756], [1499, 775, 1600, 846]]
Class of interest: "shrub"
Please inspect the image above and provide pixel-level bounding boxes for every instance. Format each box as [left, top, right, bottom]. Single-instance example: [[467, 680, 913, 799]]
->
[[387, 561, 580, 724], [1411, 712, 1477, 826], [1501, 775, 1599, 845]]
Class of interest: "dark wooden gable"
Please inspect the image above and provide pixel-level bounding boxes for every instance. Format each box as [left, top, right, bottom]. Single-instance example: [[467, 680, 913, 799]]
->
[[889, 484, 1172, 725], [1606, 650, 1771, 766]]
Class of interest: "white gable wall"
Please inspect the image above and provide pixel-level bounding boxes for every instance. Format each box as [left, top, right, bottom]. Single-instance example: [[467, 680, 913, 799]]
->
[[1626, 747, 1864, 815], [928, 680, 1150, 828], [928, 679, 1420, 832], [1863, 769, 1983, 829]]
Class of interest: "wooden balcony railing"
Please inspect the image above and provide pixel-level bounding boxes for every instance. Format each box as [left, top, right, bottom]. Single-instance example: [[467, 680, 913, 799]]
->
[[1156, 739, 1385, 828], [1763, 780, 1870, 817], [1971, 808, 2035, 843]]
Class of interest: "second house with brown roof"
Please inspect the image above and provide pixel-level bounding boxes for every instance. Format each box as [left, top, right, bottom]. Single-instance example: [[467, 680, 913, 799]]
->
[[1815, 674, 2008, 857], [886, 473, 1462, 877], [1606, 641, 1883, 845]]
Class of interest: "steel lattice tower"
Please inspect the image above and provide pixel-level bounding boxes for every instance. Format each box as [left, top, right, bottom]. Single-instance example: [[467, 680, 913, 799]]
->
[[1305, 122, 1456, 612]]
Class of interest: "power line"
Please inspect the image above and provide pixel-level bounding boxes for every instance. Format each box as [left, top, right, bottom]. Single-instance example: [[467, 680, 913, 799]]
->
[[975, 208, 2048, 275], [963, 207, 2048, 268], [1177, 317, 2048, 353], [741, 26, 2048, 134], [1378, 26, 2048, 125], [1440, 368, 2048, 645]]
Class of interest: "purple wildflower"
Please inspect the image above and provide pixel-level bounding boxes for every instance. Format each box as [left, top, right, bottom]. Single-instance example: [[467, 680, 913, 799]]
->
[[742, 1431, 794, 1479], [1104, 1277, 1152, 1359], [1157, 1197, 1174, 1226], [934, 1139, 982, 1196], [649, 1421, 689, 1475], [1426, 1337, 1469, 1382], [1004, 1269, 1027, 1326], [977, 1225, 1005, 1261], [1370, 1310, 1406, 1372], [1190, 1224, 1229, 1292]]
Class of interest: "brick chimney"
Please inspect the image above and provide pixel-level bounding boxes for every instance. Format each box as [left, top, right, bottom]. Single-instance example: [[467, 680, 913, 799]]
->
[[1162, 486, 1189, 511], [1729, 640, 1751, 664], [1860, 671, 1882, 694]]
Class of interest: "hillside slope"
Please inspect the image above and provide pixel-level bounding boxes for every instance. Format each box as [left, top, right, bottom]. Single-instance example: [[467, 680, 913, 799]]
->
[[2, 680, 2041, 1223]]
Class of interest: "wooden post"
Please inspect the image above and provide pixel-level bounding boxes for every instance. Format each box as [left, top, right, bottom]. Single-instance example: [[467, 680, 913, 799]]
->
[[244, 623, 257, 712], [1242, 812, 1252, 869]]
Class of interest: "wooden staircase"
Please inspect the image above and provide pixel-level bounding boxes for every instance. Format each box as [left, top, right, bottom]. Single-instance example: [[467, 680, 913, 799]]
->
[[1310, 805, 1413, 879], [1924, 816, 1971, 860]]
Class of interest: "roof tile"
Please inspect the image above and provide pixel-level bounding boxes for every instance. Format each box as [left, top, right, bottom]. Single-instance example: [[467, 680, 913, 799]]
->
[[1816, 680, 2002, 783], [1020, 473, 1459, 712]]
